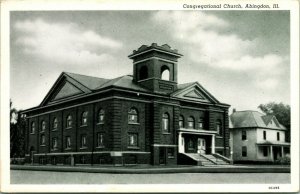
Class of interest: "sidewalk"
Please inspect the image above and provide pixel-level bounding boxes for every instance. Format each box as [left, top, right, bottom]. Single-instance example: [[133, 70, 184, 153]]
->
[[11, 164, 290, 174]]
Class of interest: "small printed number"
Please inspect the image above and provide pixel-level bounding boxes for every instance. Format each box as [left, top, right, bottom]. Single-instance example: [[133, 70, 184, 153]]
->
[[269, 186, 279, 189]]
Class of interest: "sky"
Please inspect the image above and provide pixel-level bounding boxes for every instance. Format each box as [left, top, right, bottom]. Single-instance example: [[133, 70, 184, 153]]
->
[[10, 11, 290, 112]]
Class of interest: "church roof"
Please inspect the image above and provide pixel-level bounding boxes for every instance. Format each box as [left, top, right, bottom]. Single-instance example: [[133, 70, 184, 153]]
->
[[94, 75, 148, 92], [230, 110, 286, 130], [64, 72, 148, 92], [24, 71, 228, 112], [65, 72, 109, 90]]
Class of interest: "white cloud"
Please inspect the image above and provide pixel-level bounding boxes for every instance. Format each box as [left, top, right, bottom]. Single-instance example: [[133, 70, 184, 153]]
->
[[214, 54, 284, 71], [14, 19, 122, 66], [255, 78, 279, 90], [152, 11, 287, 89]]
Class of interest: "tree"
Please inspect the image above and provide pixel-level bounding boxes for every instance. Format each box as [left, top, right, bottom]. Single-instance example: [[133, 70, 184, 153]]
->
[[258, 102, 290, 142], [10, 100, 26, 158]]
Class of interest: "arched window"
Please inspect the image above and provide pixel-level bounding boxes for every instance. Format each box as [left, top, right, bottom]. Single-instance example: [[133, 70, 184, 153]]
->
[[97, 109, 105, 124], [81, 111, 88, 126], [31, 122, 35, 134], [162, 113, 170, 132], [198, 118, 204, 129], [139, 65, 148, 80], [188, 116, 195, 129], [128, 108, 138, 123], [41, 121, 46, 132], [53, 118, 58, 130], [66, 115, 72, 128], [179, 115, 184, 128], [216, 120, 222, 136], [161, 65, 170, 81]]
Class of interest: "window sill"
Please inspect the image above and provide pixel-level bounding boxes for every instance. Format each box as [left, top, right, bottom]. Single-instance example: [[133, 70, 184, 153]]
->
[[80, 125, 88, 128], [127, 146, 139, 150], [30, 133, 35, 135], [162, 132, 171, 135], [65, 148, 72, 150], [168, 156, 175, 159], [96, 146, 105, 149], [51, 148, 58, 151], [65, 127, 72, 130], [40, 131, 45, 133], [52, 129, 58, 131], [80, 147, 88, 150], [96, 122, 104, 125], [40, 145, 46, 147], [128, 122, 140, 125]]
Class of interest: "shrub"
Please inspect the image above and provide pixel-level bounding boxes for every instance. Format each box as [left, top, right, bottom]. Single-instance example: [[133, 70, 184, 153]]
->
[[275, 156, 290, 165]]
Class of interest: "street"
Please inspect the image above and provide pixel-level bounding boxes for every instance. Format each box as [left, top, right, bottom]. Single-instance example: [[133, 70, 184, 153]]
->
[[11, 170, 290, 184]]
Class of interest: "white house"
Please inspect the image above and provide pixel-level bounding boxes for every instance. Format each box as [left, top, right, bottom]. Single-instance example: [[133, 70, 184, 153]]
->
[[229, 110, 290, 163]]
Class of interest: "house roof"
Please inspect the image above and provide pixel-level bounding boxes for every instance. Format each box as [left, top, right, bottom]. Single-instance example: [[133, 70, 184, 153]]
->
[[230, 110, 286, 130]]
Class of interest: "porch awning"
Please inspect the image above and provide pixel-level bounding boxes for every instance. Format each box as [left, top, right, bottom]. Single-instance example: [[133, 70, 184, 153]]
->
[[178, 128, 217, 135], [256, 141, 291, 146]]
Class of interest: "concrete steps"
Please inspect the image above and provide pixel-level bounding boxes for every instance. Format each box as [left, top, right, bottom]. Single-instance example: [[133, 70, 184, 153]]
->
[[203, 154, 230, 165], [183, 153, 230, 166]]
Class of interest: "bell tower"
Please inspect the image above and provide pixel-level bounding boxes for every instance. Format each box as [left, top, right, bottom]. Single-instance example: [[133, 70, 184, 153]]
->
[[128, 43, 183, 94]]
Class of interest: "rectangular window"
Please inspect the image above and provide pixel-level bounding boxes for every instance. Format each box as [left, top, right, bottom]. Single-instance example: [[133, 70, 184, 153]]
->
[[31, 122, 35, 134], [198, 118, 204, 129], [81, 135, 87, 148], [40, 135, 45, 145], [97, 133, 104, 147], [66, 136, 71, 149], [52, 137, 58, 150], [167, 148, 175, 158], [41, 121, 46, 132], [128, 133, 138, 147], [263, 147, 268, 157], [242, 146, 247, 157], [263, 131, 267, 140], [242, 130, 247, 140], [80, 155, 86, 164], [277, 132, 280, 141], [199, 122, 203, 129]]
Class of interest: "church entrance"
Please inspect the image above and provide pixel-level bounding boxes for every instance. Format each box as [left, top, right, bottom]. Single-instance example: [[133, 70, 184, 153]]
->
[[178, 131, 215, 155], [197, 138, 206, 154]]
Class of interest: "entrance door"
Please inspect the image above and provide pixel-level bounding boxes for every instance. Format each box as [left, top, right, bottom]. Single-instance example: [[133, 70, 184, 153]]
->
[[29, 146, 35, 164], [197, 138, 206, 154], [159, 148, 166, 165]]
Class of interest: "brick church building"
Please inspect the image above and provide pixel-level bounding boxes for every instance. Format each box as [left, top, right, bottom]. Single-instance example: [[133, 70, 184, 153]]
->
[[22, 43, 231, 166]]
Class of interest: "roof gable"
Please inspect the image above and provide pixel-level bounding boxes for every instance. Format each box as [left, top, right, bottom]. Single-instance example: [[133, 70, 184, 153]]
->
[[40, 72, 93, 106], [52, 81, 84, 101], [171, 82, 219, 103], [184, 90, 206, 99]]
